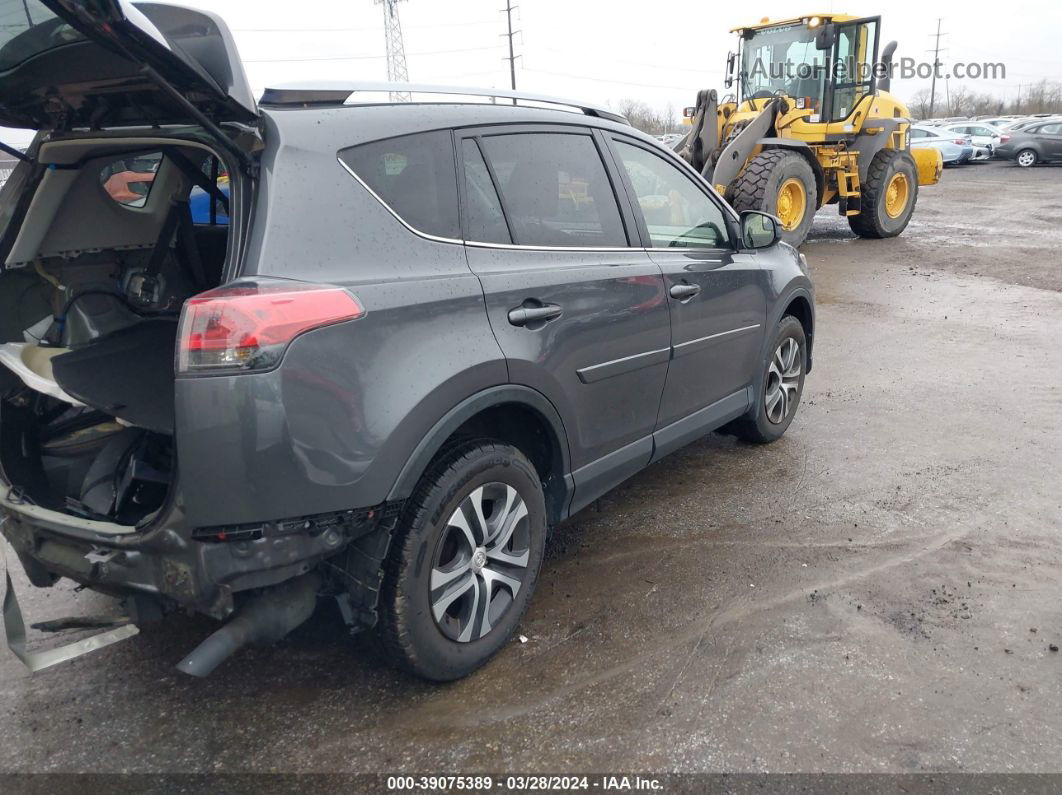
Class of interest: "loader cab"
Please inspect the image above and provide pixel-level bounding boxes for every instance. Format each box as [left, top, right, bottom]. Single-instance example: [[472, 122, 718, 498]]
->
[[733, 14, 881, 124]]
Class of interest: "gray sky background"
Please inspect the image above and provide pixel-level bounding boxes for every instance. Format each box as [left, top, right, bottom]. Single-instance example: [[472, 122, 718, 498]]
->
[[3, 0, 1061, 148]]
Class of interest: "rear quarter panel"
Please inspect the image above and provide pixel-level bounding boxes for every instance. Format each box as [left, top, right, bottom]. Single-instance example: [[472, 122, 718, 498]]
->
[[175, 112, 506, 527]]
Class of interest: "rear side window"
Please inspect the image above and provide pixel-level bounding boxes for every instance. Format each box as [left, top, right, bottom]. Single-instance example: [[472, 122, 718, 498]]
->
[[478, 132, 627, 247], [1039, 124, 1061, 134], [100, 151, 162, 208], [340, 130, 460, 240]]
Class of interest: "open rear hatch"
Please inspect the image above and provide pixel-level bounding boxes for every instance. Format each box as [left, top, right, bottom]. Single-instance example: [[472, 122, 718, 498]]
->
[[0, 1, 256, 529], [0, 0, 257, 132]]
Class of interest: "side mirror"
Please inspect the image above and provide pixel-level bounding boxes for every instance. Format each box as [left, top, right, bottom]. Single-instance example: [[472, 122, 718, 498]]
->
[[740, 211, 781, 249], [683, 106, 696, 118], [815, 22, 836, 51], [724, 51, 736, 89]]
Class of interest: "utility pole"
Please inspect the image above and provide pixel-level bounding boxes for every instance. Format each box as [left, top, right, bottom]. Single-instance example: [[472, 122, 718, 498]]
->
[[927, 18, 947, 118], [501, 1, 521, 104], [376, 0, 410, 102]]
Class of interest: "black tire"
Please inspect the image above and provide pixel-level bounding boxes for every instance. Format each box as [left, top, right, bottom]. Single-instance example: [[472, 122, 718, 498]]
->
[[722, 316, 807, 444], [1015, 148, 1038, 168], [730, 149, 818, 247], [848, 149, 918, 239], [377, 441, 547, 681]]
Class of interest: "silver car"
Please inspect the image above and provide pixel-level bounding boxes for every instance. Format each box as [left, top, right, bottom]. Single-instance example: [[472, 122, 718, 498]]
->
[[910, 126, 973, 166]]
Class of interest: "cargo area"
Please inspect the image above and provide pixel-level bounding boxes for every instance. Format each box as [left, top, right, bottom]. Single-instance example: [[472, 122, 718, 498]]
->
[[0, 140, 232, 527]]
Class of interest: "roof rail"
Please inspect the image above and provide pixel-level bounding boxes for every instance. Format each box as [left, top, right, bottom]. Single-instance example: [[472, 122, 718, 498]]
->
[[258, 81, 630, 125]]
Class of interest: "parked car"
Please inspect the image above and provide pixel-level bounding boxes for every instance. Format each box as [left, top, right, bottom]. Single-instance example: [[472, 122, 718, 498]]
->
[[0, 1, 814, 681], [1001, 117, 1060, 133], [909, 126, 974, 166], [995, 120, 1062, 166], [941, 122, 1007, 154]]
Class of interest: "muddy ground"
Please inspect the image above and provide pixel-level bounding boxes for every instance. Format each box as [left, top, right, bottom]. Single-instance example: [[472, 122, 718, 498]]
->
[[1, 160, 1060, 775]]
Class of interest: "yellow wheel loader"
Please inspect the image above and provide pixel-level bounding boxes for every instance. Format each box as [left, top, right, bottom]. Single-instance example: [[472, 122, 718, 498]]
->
[[676, 13, 943, 246]]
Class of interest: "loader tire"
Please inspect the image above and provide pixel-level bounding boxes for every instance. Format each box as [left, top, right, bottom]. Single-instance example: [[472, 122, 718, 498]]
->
[[849, 149, 918, 239], [729, 149, 817, 247]]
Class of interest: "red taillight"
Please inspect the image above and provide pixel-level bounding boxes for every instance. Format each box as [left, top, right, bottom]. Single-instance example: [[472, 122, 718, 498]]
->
[[1000, 135, 1010, 143], [953, 139, 966, 145], [177, 281, 364, 374]]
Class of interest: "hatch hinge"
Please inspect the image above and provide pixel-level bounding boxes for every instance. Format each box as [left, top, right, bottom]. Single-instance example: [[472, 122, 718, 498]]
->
[[139, 64, 256, 176]]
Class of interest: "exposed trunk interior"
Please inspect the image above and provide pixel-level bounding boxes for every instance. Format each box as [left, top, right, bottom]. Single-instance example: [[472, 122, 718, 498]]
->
[[0, 138, 233, 527]]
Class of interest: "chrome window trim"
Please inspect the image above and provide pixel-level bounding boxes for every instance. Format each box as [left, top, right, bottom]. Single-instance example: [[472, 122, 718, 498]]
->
[[338, 157, 735, 256]]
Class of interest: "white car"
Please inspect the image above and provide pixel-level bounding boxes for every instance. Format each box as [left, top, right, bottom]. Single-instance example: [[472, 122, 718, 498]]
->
[[941, 122, 1006, 153]]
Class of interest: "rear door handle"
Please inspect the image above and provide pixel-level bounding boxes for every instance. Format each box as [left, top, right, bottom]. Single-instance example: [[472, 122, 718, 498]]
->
[[508, 303, 563, 327], [669, 283, 701, 300]]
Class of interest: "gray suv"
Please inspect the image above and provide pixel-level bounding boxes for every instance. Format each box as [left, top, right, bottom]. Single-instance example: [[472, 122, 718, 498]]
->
[[0, 1, 813, 680]]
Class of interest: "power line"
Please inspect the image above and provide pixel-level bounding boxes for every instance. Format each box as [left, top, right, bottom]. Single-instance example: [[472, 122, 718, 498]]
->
[[244, 45, 502, 64], [234, 20, 500, 33], [522, 67, 701, 93]]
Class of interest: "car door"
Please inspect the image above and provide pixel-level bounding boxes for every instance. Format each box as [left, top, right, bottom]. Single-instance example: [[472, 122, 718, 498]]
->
[[457, 126, 671, 513], [603, 133, 769, 461], [1037, 124, 1062, 157]]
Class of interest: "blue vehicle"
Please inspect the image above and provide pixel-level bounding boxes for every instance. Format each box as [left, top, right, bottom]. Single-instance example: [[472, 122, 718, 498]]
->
[[190, 183, 229, 224]]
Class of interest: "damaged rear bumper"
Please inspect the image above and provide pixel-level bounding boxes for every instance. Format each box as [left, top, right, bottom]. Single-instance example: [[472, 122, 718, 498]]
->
[[0, 483, 389, 620]]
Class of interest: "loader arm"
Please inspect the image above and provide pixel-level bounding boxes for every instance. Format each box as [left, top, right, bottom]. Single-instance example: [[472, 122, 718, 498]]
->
[[710, 99, 781, 196], [675, 92, 781, 197], [674, 89, 718, 175]]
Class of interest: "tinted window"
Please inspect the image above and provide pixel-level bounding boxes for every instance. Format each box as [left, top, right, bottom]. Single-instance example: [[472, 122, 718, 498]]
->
[[340, 130, 460, 239], [461, 139, 510, 244], [479, 132, 627, 247], [100, 151, 162, 208], [910, 129, 929, 139], [613, 140, 728, 249], [0, 1, 85, 71]]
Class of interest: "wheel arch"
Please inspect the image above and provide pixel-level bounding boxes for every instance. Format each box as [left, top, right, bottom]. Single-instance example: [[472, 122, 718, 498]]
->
[[386, 385, 574, 528], [759, 139, 825, 207], [781, 291, 815, 372]]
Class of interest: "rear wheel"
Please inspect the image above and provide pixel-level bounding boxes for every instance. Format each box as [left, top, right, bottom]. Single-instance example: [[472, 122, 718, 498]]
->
[[849, 149, 918, 239], [730, 149, 818, 247], [1016, 149, 1038, 167], [377, 441, 547, 680]]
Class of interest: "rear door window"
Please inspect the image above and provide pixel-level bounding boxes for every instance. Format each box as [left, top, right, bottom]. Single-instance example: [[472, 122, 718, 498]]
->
[[340, 130, 460, 240], [477, 131, 628, 247]]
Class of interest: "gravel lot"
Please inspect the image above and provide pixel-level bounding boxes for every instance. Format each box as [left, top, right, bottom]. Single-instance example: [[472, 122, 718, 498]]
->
[[1, 160, 1060, 775]]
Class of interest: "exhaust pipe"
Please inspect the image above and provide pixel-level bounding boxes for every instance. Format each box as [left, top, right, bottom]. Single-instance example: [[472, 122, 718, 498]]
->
[[878, 41, 898, 93], [176, 572, 321, 677]]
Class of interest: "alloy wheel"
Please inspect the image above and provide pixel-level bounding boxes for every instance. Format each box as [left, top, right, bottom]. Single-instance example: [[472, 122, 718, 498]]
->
[[764, 337, 802, 424], [430, 483, 531, 643]]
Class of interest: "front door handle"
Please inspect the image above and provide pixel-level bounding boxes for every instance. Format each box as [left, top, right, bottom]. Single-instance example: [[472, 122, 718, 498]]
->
[[508, 303, 563, 327], [669, 283, 701, 300]]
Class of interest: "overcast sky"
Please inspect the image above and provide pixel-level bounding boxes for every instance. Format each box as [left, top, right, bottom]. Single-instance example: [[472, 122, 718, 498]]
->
[[3, 0, 1061, 148]]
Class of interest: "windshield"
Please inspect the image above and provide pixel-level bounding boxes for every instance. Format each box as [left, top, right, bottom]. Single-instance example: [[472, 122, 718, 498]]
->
[[740, 23, 827, 112], [0, 0, 85, 71]]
